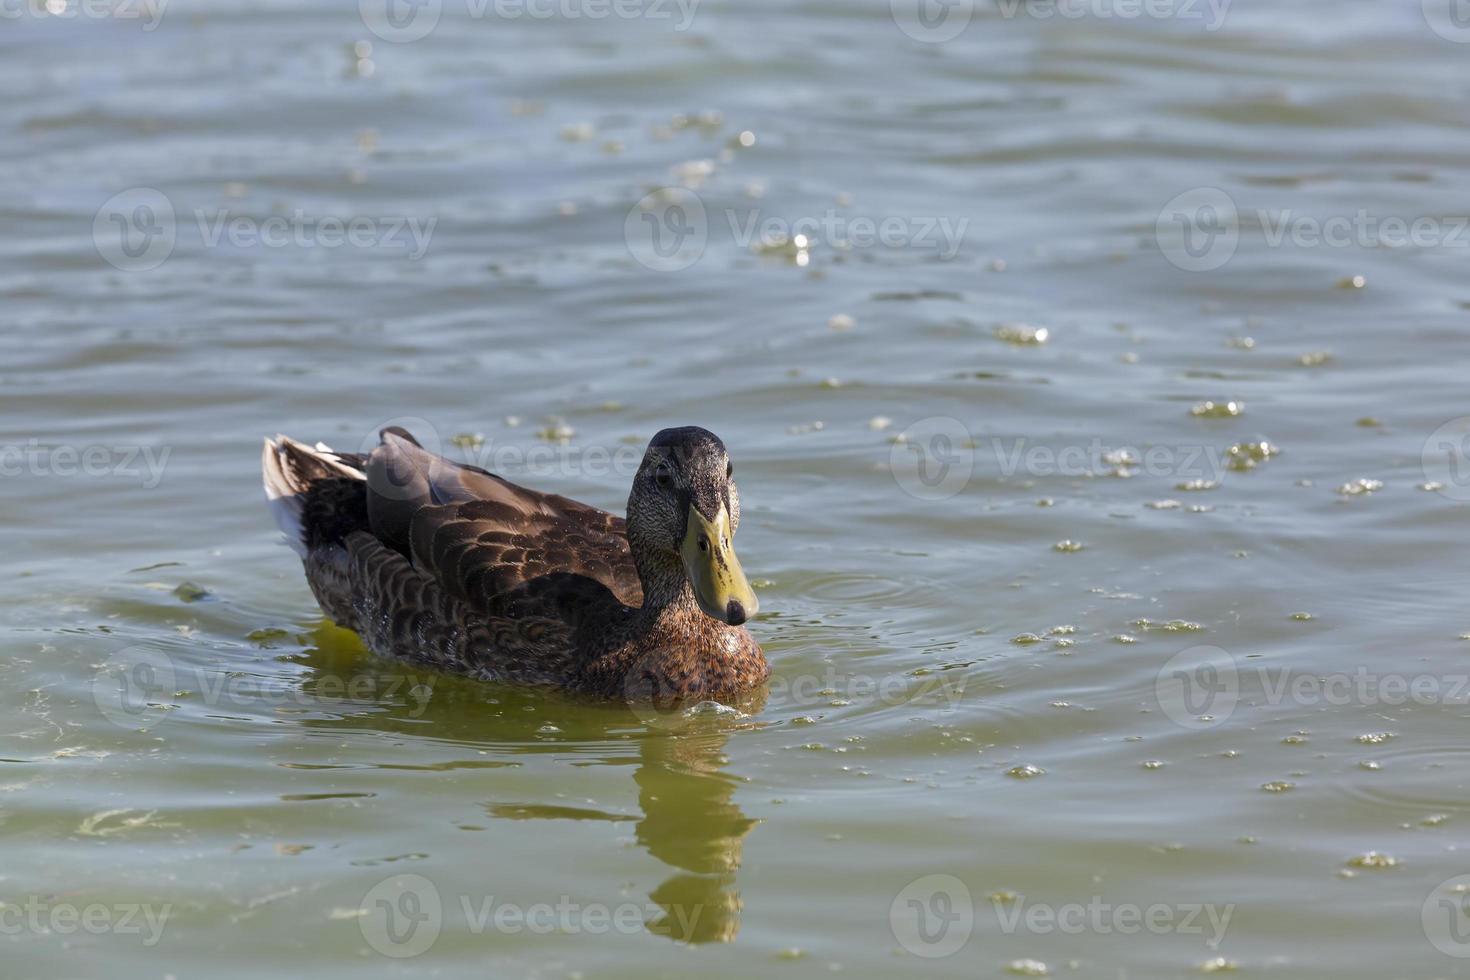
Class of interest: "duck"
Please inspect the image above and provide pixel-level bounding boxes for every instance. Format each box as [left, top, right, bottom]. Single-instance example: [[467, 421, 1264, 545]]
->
[[261, 425, 767, 701]]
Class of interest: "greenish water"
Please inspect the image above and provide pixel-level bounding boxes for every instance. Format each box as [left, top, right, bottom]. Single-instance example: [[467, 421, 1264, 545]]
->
[[5, 1, 1470, 977]]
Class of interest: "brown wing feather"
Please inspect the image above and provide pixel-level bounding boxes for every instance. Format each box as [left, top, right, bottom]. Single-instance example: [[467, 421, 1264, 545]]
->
[[365, 431, 643, 616], [339, 531, 590, 685]]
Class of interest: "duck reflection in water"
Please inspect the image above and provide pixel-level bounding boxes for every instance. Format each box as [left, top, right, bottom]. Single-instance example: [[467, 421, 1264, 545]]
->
[[293, 623, 763, 944], [490, 723, 761, 944]]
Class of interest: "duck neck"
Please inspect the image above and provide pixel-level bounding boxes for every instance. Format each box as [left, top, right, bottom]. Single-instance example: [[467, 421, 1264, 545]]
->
[[613, 545, 766, 699], [634, 553, 708, 640]]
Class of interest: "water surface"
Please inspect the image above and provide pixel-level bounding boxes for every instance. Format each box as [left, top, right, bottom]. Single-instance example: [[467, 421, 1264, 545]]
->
[[4, 1, 1470, 977]]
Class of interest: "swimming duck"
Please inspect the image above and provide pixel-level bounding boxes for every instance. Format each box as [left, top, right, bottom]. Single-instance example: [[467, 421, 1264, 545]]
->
[[262, 426, 767, 701]]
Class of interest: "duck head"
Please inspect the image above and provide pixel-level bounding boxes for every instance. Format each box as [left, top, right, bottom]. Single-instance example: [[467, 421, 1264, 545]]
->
[[627, 426, 758, 626]]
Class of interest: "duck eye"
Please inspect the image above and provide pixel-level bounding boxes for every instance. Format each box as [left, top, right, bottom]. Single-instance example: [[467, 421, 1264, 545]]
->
[[726, 462, 733, 479], [654, 463, 673, 488]]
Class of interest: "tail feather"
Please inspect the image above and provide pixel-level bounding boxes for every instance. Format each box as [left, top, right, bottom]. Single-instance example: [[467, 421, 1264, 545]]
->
[[262, 435, 365, 557]]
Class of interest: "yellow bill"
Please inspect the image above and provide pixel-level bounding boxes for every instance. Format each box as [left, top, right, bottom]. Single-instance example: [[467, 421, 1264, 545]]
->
[[680, 503, 758, 625]]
